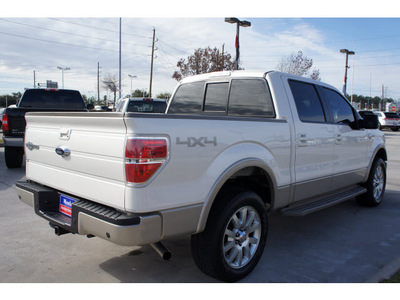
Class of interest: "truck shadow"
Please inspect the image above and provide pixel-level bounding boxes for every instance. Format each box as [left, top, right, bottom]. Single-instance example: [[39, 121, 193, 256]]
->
[[99, 190, 400, 283], [99, 236, 219, 283], [0, 150, 26, 192], [248, 189, 400, 282]]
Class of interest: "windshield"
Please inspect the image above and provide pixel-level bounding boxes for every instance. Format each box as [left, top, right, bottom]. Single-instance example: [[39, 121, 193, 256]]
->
[[19, 89, 86, 110]]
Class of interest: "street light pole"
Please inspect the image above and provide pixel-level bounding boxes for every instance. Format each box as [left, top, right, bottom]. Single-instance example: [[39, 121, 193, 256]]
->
[[128, 74, 137, 96], [225, 18, 251, 70], [57, 66, 70, 89], [340, 49, 355, 96]]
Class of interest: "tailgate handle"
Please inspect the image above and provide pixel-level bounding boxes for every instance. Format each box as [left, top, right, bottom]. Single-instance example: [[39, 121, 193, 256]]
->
[[59, 129, 71, 140]]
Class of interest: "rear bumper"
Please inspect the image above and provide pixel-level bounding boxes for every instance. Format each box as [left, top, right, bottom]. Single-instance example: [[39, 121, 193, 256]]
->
[[15, 181, 162, 246], [3, 136, 24, 147]]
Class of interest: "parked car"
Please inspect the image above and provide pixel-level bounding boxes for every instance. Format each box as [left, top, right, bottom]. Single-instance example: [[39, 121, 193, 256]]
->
[[115, 97, 167, 113], [374, 111, 400, 131], [2, 88, 93, 168]]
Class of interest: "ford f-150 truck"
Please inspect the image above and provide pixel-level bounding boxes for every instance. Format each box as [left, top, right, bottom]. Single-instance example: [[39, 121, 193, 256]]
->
[[15, 71, 386, 282], [2, 88, 91, 168]]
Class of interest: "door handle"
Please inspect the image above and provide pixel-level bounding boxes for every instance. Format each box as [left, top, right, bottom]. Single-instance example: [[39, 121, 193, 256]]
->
[[298, 134, 310, 147], [335, 134, 343, 144]]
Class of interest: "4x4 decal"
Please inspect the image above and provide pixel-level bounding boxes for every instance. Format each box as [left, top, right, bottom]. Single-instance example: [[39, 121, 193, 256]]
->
[[176, 137, 217, 147]]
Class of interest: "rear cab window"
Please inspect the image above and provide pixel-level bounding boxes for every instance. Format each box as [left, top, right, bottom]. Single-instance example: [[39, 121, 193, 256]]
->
[[126, 100, 167, 113], [168, 77, 275, 118], [19, 89, 85, 110], [204, 83, 229, 113], [167, 81, 205, 114]]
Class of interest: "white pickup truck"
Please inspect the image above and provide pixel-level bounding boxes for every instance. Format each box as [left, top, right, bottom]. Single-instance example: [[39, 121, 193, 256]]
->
[[15, 71, 386, 282]]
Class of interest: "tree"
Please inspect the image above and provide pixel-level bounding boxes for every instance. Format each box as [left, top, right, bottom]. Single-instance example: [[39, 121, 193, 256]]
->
[[277, 51, 321, 81], [172, 46, 237, 81], [131, 89, 149, 98], [102, 74, 119, 109], [156, 92, 171, 100], [0, 92, 22, 107]]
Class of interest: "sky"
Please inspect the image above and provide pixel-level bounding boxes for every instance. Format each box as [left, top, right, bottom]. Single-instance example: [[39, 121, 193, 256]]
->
[[1, 0, 400, 102]]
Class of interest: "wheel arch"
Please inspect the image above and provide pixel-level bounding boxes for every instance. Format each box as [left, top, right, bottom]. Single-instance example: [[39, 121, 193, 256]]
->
[[195, 158, 277, 233], [364, 146, 387, 182]]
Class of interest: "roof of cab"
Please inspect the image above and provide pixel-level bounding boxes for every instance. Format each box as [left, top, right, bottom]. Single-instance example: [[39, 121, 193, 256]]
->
[[177, 70, 343, 96], [179, 70, 269, 84]]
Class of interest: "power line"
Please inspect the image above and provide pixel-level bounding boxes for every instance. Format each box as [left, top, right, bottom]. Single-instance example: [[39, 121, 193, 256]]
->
[[0, 30, 149, 57], [158, 39, 191, 56], [49, 18, 152, 40], [0, 18, 151, 48]]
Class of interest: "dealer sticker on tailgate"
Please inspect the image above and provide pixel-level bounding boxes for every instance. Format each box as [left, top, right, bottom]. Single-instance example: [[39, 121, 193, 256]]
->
[[59, 194, 77, 217]]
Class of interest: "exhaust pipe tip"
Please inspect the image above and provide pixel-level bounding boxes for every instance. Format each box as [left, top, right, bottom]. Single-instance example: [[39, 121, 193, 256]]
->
[[162, 250, 172, 261], [151, 242, 172, 261]]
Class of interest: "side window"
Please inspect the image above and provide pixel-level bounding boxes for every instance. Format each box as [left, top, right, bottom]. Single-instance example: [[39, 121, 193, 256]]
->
[[322, 88, 355, 124], [228, 79, 275, 117], [204, 82, 229, 112], [289, 80, 326, 123], [168, 81, 204, 114]]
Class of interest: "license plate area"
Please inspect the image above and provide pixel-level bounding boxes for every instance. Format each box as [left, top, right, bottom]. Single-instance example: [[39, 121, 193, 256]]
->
[[59, 194, 77, 217]]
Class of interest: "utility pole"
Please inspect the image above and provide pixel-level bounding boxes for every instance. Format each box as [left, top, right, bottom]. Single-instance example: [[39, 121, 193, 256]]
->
[[149, 28, 156, 98], [369, 73, 372, 110], [33, 70, 36, 88], [221, 43, 225, 70], [97, 62, 101, 102], [119, 18, 122, 99]]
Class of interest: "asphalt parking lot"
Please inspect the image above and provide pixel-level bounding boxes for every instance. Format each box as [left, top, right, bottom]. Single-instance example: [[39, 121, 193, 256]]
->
[[1, 132, 400, 283]]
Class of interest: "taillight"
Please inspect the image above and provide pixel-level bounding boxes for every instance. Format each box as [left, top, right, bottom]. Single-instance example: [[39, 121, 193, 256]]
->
[[2, 113, 8, 131], [125, 138, 168, 184]]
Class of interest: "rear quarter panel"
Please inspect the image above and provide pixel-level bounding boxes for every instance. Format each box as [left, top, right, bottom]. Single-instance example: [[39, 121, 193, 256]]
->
[[123, 114, 292, 213]]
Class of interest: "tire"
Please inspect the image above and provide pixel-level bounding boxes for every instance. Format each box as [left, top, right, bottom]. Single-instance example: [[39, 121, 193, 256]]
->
[[5, 146, 24, 168], [191, 189, 268, 282], [357, 158, 386, 207], [391, 128, 399, 132]]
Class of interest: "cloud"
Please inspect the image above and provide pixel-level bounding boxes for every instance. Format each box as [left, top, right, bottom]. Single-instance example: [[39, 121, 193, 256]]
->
[[1, 17, 400, 101]]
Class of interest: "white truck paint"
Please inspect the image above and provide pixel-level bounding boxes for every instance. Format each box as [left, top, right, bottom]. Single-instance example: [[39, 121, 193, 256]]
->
[[16, 71, 387, 282]]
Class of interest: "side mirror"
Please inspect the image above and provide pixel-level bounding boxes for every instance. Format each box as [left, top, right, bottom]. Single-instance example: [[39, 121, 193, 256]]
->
[[360, 114, 379, 129], [87, 103, 94, 110]]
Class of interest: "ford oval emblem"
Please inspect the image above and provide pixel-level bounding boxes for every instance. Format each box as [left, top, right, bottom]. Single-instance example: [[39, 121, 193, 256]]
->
[[55, 146, 71, 157]]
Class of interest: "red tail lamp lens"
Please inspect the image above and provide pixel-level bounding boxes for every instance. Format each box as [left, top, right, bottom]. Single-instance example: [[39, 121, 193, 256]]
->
[[125, 138, 168, 183], [2, 114, 9, 132]]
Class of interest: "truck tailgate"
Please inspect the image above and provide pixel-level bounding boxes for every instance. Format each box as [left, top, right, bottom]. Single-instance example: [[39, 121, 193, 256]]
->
[[24, 112, 127, 211]]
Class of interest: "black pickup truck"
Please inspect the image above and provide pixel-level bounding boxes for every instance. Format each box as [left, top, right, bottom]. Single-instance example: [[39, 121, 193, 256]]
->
[[2, 88, 92, 168]]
